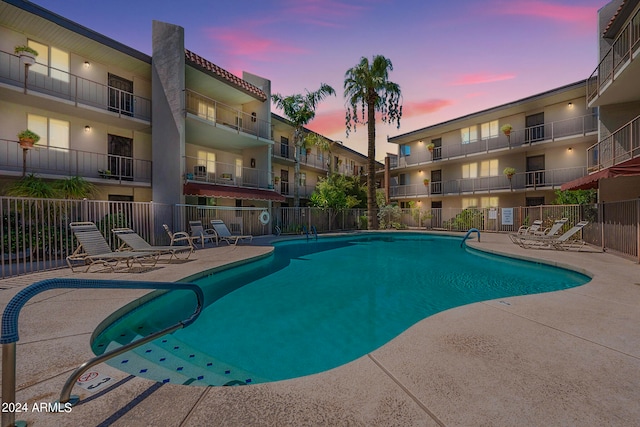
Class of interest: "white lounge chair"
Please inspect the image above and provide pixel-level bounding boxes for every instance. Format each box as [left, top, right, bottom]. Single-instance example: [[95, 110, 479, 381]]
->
[[67, 222, 158, 272], [210, 219, 253, 245], [163, 224, 197, 249], [515, 220, 589, 251], [189, 220, 217, 248], [113, 227, 193, 260], [510, 218, 569, 248], [514, 219, 543, 235]]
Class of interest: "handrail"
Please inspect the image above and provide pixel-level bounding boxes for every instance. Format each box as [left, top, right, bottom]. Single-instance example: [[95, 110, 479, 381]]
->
[[311, 225, 318, 240], [1, 278, 204, 427], [461, 228, 480, 247]]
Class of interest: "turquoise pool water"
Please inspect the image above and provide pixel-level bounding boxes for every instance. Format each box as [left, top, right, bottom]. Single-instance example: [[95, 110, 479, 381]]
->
[[92, 233, 589, 386]]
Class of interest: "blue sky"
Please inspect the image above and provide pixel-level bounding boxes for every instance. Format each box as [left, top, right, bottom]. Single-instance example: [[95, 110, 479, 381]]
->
[[33, 0, 607, 158]]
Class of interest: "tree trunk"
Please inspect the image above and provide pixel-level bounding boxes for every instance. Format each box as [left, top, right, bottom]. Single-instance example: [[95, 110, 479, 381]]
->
[[293, 128, 301, 207], [367, 93, 378, 230]]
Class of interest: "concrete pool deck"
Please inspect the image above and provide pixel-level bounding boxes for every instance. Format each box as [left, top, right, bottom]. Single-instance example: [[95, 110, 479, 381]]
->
[[1, 232, 639, 426]]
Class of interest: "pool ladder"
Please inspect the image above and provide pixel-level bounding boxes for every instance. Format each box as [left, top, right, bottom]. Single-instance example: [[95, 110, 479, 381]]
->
[[302, 225, 318, 241], [461, 228, 480, 247], [1, 278, 204, 427]]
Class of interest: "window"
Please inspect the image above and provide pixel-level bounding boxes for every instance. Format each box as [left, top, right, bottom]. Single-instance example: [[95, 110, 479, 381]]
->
[[480, 197, 498, 208], [461, 163, 477, 179], [461, 126, 477, 144], [280, 136, 290, 158], [28, 40, 69, 82], [27, 114, 69, 150], [300, 172, 306, 187], [400, 144, 410, 156], [399, 173, 409, 185], [462, 198, 478, 209], [481, 120, 498, 140], [197, 100, 214, 121], [480, 159, 499, 177], [197, 150, 216, 173], [235, 158, 243, 178]]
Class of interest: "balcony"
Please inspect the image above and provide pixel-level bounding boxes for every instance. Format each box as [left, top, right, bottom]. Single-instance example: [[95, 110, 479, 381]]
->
[[274, 182, 315, 199], [389, 166, 586, 199], [396, 115, 597, 168], [587, 114, 640, 172], [184, 156, 272, 190], [185, 90, 270, 142], [0, 138, 152, 184], [0, 50, 151, 123], [587, 8, 640, 106]]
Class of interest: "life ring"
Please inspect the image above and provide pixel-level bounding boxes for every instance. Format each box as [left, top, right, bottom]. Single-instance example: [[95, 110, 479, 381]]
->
[[259, 210, 270, 225]]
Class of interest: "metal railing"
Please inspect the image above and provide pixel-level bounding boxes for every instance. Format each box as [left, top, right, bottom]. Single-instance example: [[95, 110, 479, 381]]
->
[[0, 50, 151, 121], [0, 138, 152, 183], [185, 90, 270, 140], [184, 156, 272, 189], [1, 278, 204, 427], [390, 167, 586, 198], [1, 199, 637, 280], [396, 115, 597, 167], [587, 114, 640, 171], [587, 7, 640, 103]]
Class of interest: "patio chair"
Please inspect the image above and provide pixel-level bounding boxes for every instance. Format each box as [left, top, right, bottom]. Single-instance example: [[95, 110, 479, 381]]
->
[[67, 222, 158, 272], [163, 224, 198, 249], [210, 219, 253, 245], [514, 219, 543, 236], [189, 220, 218, 248], [113, 227, 193, 261], [516, 220, 589, 251]]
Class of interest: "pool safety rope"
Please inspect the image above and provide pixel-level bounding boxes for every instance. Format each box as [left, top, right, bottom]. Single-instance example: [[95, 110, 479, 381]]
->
[[1, 278, 204, 427]]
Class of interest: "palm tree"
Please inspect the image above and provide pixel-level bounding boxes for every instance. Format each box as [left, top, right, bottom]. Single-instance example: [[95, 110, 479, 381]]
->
[[272, 84, 336, 207], [304, 132, 335, 175], [344, 55, 402, 230]]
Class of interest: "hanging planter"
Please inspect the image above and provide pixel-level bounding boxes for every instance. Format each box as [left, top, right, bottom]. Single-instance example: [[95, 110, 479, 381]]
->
[[423, 178, 430, 186], [426, 142, 435, 152], [500, 124, 512, 137], [14, 45, 38, 66], [17, 129, 40, 149]]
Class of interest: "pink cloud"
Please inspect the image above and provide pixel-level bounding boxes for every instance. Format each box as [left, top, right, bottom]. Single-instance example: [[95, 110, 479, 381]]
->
[[306, 110, 347, 135], [205, 28, 307, 61], [449, 73, 516, 86], [465, 92, 486, 98], [403, 99, 454, 117], [489, 1, 598, 31]]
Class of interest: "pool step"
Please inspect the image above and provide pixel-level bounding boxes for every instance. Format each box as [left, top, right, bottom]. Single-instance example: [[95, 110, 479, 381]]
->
[[103, 334, 261, 386]]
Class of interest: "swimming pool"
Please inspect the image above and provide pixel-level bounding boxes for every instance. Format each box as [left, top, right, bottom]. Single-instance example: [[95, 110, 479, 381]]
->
[[92, 233, 590, 386]]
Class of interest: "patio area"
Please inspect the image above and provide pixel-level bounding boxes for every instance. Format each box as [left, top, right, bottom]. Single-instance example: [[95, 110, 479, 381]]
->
[[1, 232, 639, 426]]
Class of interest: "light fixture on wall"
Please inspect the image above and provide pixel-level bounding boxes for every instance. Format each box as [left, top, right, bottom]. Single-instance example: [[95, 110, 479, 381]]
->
[[84, 125, 92, 133], [568, 102, 573, 108], [83, 61, 91, 68], [418, 169, 422, 174], [567, 147, 573, 152]]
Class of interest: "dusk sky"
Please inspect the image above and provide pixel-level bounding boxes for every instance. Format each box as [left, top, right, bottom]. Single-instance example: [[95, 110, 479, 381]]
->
[[34, 0, 607, 159]]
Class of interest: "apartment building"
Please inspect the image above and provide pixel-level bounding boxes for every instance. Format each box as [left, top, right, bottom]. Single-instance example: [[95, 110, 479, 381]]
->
[[271, 114, 371, 206], [568, 0, 640, 200], [0, 0, 153, 202], [387, 81, 598, 222]]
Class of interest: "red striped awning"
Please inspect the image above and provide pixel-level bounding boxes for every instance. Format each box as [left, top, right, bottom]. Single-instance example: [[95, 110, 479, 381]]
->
[[184, 182, 285, 202]]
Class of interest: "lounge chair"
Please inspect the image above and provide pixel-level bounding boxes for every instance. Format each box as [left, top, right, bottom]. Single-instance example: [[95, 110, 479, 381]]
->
[[113, 227, 193, 260], [510, 218, 569, 247], [189, 220, 217, 248], [514, 219, 543, 236], [515, 220, 589, 251], [210, 219, 253, 245], [67, 222, 158, 272]]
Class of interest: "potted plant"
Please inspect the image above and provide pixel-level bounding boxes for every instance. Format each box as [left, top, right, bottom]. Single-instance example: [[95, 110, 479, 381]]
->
[[500, 124, 512, 137], [503, 167, 516, 179], [423, 178, 430, 186], [426, 142, 435, 152], [274, 176, 280, 184], [17, 129, 40, 149], [14, 45, 38, 65]]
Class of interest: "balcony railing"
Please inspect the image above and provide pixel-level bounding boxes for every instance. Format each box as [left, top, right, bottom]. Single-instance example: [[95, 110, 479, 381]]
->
[[587, 7, 640, 103], [389, 166, 586, 198], [274, 182, 316, 198], [0, 139, 152, 184], [587, 114, 640, 172], [184, 156, 272, 189], [396, 115, 597, 168], [185, 90, 270, 140], [0, 50, 151, 121]]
